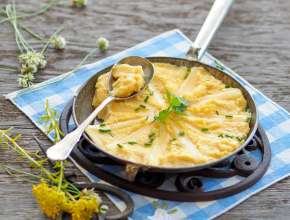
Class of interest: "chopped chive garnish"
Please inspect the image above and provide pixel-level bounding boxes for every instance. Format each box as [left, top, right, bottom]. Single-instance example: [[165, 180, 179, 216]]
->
[[98, 128, 111, 133], [144, 95, 149, 103], [225, 134, 234, 138], [148, 132, 156, 139], [128, 141, 137, 145], [100, 123, 106, 127], [218, 134, 224, 138], [144, 132, 156, 147], [135, 104, 146, 112], [178, 131, 185, 136], [169, 137, 177, 143], [201, 128, 209, 132], [216, 110, 219, 115], [236, 135, 247, 142], [225, 115, 233, 119], [149, 90, 154, 96], [145, 116, 149, 120], [236, 137, 243, 142], [117, 144, 123, 148], [225, 85, 231, 88], [144, 142, 152, 147]]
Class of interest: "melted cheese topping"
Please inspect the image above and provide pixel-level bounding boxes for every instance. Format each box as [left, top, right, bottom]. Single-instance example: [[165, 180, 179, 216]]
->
[[87, 63, 251, 167], [111, 64, 145, 97]]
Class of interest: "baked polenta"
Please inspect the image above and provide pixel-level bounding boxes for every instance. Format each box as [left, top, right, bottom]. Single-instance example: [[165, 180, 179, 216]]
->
[[87, 63, 251, 167]]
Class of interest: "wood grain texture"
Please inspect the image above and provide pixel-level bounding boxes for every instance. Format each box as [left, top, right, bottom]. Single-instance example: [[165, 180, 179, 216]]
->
[[0, 0, 290, 219]]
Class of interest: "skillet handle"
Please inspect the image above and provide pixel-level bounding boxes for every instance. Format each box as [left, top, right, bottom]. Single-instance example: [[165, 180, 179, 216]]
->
[[187, 0, 234, 61]]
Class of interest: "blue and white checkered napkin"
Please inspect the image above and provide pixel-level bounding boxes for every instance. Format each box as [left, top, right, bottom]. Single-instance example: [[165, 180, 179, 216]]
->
[[6, 29, 290, 220]]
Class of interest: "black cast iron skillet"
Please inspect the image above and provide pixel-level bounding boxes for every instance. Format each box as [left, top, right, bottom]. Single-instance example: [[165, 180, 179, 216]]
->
[[72, 57, 258, 173]]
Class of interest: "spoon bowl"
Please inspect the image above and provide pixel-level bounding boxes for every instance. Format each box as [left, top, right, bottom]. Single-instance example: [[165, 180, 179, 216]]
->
[[109, 56, 154, 100]]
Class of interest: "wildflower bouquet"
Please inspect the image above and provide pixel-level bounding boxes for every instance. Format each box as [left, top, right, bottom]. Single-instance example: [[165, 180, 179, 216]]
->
[[4, 4, 50, 87], [0, 101, 106, 220]]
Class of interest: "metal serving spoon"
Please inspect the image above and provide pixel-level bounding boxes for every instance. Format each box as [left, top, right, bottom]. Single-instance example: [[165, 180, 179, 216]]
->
[[46, 56, 154, 161]]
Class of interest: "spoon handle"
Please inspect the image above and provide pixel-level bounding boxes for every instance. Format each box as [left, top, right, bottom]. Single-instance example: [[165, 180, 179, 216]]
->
[[188, 0, 234, 60], [46, 96, 115, 161]]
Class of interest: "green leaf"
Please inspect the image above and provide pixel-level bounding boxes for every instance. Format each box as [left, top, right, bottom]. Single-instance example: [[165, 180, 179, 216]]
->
[[161, 201, 168, 209], [152, 200, 159, 209], [144, 95, 149, 103], [154, 109, 171, 122], [98, 128, 112, 133], [178, 131, 185, 136], [117, 144, 123, 148], [154, 93, 188, 122]]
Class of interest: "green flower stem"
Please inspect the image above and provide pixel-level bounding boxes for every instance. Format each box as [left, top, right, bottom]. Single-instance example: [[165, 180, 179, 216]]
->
[[0, 65, 18, 72], [2, 165, 46, 181], [0, 130, 55, 182], [41, 26, 64, 54], [5, 4, 32, 52], [72, 48, 97, 72], [57, 161, 64, 191], [0, 0, 60, 24], [20, 25, 46, 42]]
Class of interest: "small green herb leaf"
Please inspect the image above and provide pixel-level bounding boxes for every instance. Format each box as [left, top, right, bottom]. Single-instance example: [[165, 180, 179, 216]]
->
[[128, 141, 137, 145], [144, 95, 149, 103], [117, 144, 123, 148], [201, 128, 209, 132], [169, 137, 177, 143], [152, 200, 158, 209], [98, 128, 111, 133], [178, 131, 185, 136], [154, 93, 188, 122]]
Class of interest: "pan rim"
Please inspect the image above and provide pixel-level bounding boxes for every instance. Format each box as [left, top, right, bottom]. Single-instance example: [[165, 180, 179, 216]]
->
[[72, 56, 259, 172]]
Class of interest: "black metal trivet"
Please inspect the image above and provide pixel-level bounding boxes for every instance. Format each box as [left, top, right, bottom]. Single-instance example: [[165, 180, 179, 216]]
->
[[60, 99, 271, 202]]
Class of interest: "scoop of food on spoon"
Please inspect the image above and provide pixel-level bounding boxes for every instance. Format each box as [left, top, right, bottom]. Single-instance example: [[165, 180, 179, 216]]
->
[[46, 56, 154, 161]]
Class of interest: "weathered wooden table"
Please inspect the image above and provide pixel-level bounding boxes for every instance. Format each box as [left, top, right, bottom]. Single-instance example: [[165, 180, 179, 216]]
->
[[1, 0, 290, 219]]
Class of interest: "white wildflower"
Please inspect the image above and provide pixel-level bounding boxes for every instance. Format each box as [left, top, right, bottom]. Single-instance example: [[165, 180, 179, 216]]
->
[[18, 73, 34, 88], [71, 0, 87, 7], [97, 37, 109, 52], [50, 35, 66, 50]]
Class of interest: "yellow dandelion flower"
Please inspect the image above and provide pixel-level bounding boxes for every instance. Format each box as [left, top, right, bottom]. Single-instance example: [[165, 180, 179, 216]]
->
[[32, 180, 66, 219], [66, 189, 101, 220]]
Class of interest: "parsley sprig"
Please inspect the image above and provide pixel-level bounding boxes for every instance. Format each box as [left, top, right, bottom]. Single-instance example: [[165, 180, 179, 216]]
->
[[154, 93, 188, 122]]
